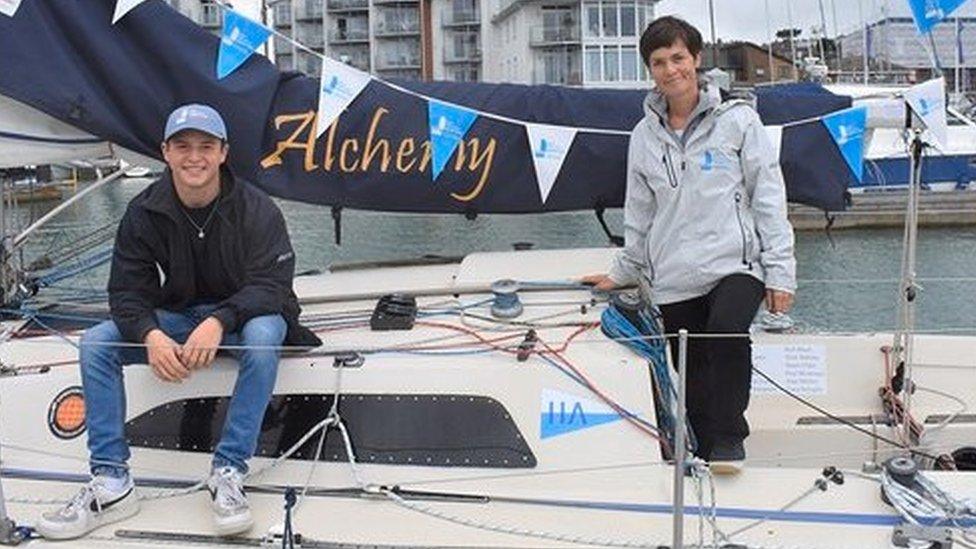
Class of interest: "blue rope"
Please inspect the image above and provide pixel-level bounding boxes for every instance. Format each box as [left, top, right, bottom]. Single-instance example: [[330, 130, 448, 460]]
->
[[599, 304, 682, 451], [34, 248, 113, 287], [0, 307, 105, 325]]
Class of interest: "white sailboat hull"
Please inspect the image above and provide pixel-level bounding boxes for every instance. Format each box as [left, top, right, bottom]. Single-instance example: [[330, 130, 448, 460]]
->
[[0, 248, 972, 547]]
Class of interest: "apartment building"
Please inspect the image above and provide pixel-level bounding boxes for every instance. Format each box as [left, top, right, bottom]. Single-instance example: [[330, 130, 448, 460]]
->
[[839, 3, 976, 91], [487, 0, 655, 88], [168, 0, 655, 87]]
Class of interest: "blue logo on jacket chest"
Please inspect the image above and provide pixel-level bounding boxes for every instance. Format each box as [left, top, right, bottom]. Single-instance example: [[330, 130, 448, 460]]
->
[[700, 149, 733, 172]]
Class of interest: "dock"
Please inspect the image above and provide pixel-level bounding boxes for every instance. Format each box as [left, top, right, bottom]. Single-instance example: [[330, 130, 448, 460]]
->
[[789, 189, 976, 230]]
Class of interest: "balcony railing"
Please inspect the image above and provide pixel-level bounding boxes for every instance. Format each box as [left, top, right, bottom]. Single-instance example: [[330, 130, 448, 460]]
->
[[297, 32, 326, 48], [333, 53, 372, 70], [372, 0, 419, 5], [532, 66, 583, 86], [274, 35, 294, 52], [326, 0, 368, 11], [441, 8, 480, 26], [444, 48, 481, 63], [529, 24, 581, 46], [374, 19, 420, 36], [329, 28, 370, 43], [375, 54, 422, 70]]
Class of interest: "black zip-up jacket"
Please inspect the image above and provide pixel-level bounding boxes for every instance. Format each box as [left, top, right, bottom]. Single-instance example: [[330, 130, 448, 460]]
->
[[108, 167, 321, 349]]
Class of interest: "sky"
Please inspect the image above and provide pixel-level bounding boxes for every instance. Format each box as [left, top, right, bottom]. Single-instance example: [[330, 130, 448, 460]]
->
[[653, 0, 976, 44]]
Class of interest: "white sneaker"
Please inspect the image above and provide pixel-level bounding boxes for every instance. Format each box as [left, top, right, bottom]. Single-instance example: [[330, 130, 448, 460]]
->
[[207, 466, 253, 537], [35, 475, 140, 540]]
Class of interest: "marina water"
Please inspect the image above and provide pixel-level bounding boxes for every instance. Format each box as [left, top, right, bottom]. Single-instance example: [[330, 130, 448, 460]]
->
[[11, 179, 976, 335]]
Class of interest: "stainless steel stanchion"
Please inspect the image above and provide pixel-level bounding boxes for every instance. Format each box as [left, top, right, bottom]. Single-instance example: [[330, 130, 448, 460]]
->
[[671, 329, 688, 549]]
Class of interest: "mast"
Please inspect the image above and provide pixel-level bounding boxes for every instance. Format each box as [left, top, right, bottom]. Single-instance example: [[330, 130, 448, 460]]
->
[[859, 0, 868, 83], [786, 0, 798, 80], [765, 0, 774, 82], [707, 0, 718, 68]]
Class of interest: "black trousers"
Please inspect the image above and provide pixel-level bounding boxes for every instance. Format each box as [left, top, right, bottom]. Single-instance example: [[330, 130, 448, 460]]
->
[[658, 274, 765, 459]]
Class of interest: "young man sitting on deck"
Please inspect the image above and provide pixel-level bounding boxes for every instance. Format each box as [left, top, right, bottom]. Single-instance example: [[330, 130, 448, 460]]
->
[[37, 104, 321, 540]]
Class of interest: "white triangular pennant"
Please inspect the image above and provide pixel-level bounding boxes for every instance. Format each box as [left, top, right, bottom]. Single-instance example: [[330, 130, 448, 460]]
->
[[112, 0, 146, 24], [0, 0, 23, 17], [904, 77, 948, 148], [526, 123, 577, 204], [316, 57, 371, 137]]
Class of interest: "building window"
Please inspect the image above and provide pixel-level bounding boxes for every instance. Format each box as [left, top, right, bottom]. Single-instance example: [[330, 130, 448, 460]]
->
[[585, 2, 600, 38], [274, 1, 292, 25], [201, 1, 221, 26], [621, 45, 637, 80], [604, 44, 619, 80], [620, 1, 635, 36], [602, 1, 617, 37], [585, 45, 601, 80]]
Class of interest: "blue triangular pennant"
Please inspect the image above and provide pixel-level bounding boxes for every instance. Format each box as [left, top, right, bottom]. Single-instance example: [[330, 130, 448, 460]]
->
[[427, 100, 478, 180], [216, 9, 272, 79], [820, 106, 867, 183], [908, 0, 967, 34]]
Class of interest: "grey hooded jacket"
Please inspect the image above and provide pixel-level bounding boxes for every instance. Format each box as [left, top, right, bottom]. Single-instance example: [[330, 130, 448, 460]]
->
[[608, 83, 796, 304]]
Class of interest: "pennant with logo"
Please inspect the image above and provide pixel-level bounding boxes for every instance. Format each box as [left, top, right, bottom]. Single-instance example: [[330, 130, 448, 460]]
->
[[904, 77, 948, 148], [216, 9, 272, 79], [908, 0, 967, 33], [540, 389, 622, 439], [427, 100, 478, 180], [0, 0, 23, 17], [112, 0, 147, 24], [820, 106, 867, 183], [316, 57, 371, 138], [526, 123, 577, 204]]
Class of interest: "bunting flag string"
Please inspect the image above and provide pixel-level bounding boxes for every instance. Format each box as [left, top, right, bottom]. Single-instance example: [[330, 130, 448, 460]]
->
[[112, 0, 146, 24], [216, 9, 271, 79], [91, 0, 949, 203]]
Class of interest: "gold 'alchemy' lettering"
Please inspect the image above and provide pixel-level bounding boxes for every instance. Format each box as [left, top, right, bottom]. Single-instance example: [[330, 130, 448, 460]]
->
[[259, 107, 496, 202]]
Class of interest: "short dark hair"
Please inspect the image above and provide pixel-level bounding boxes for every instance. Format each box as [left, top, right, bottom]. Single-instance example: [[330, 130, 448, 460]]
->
[[639, 16, 703, 67]]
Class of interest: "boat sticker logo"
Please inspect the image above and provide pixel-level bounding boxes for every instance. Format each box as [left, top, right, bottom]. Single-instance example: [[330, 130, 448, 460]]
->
[[48, 386, 86, 440], [540, 389, 622, 439]]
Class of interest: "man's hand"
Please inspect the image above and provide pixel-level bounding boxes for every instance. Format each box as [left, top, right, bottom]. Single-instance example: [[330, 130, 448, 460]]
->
[[765, 289, 795, 314], [581, 274, 619, 292], [181, 316, 224, 370], [144, 329, 189, 383]]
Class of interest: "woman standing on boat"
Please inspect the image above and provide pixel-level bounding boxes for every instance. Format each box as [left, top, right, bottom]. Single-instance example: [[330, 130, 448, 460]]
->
[[585, 16, 796, 466]]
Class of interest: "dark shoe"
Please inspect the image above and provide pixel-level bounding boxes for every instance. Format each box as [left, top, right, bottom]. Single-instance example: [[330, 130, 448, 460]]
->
[[708, 439, 745, 476]]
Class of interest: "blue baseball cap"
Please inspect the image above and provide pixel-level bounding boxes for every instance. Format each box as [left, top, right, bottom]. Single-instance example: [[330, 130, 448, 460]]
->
[[163, 103, 227, 141]]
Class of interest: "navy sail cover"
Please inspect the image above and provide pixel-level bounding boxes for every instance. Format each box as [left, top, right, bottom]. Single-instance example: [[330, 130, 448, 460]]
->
[[0, 0, 853, 213]]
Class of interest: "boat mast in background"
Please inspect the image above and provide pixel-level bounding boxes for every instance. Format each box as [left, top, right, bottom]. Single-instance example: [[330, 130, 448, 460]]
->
[[765, 0, 774, 82], [786, 0, 799, 80], [859, 0, 868, 83]]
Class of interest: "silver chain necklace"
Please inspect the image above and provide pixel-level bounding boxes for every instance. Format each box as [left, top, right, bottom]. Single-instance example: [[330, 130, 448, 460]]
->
[[179, 200, 219, 239]]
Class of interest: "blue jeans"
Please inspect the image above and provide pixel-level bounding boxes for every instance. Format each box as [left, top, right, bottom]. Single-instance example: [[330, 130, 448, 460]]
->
[[80, 304, 286, 478]]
